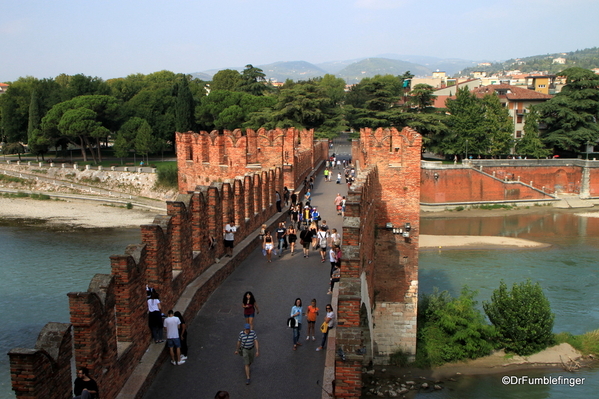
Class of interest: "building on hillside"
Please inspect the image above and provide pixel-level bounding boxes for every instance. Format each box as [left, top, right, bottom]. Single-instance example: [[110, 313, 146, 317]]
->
[[471, 84, 553, 144], [526, 75, 557, 95], [0, 82, 9, 94], [431, 79, 482, 108], [553, 57, 566, 64]]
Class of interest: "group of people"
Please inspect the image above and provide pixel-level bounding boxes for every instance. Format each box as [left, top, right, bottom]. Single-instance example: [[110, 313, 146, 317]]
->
[[290, 298, 336, 352], [147, 286, 188, 366]]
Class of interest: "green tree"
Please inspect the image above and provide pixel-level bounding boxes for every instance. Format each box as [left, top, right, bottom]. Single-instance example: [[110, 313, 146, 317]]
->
[[211, 69, 242, 91], [417, 287, 496, 367], [538, 67, 599, 152], [481, 94, 513, 156], [406, 83, 436, 111], [196, 90, 276, 131], [483, 280, 555, 356], [173, 75, 196, 132], [442, 86, 487, 157], [135, 120, 155, 162], [237, 64, 267, 96], [515, 108, 551, 159]]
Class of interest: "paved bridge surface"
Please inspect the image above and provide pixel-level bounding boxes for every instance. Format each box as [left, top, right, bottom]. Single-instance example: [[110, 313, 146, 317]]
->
[[143, 140, 352, 398]]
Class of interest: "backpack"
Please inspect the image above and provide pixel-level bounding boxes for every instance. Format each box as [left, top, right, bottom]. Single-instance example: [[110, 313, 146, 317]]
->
[[287, 317, 297, 328], [318, 231, 328, 247]]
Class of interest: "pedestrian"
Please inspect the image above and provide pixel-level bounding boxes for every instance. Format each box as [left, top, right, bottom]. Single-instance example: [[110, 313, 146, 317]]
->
[[316, 304, 336, 351], [334, 193, 343, 215], [73, 367, 99, 399], [147, 289, 163, 344], [306, 298, 319, 342], [275, 190, 282, 212], [259, 224, 266, 242], [320, 219, 329, 233], [330, 228, 341, 248], [234, 323, 259, 385], [223, 219, 237, 257], [174, 311, 188, 360], [335, 243, 342, 270], [309, 176, 315, 190], [299, 226, 313, 258], [328, 263, 341, 295], [337, 160, 341, 169], [304, 189, 311, 204], [303, 205, 311, 227], [336, 172, 341, 184], [329, 245, 337, 273], [242, 291, 259, 330], [291, 191, 298, 206], [276, 222, 286, 256], [290, 298, 304, 350], [311, 207, 321, 228], [341, 196, 347, 217], [309, 221, 319, 250], [287, 225, 297, 255], [290, 205, 300, 229], [324, 168, 329, 182], [317, 226, 329, 262], [164, 310, 185, 365], [263, 230, 274, 263], [283, 186, 290, 207]]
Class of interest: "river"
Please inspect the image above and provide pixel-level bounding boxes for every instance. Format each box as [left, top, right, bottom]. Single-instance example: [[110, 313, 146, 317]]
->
[[416, 210, 599, 398], [0, 223, 141, 399]]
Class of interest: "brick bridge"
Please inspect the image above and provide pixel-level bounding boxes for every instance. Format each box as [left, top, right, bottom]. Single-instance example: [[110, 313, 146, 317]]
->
[[8, 126, 422, 399]]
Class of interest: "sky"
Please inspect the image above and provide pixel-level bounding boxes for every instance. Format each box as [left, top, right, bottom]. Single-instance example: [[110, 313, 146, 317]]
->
[[2, 0, 599, 82]]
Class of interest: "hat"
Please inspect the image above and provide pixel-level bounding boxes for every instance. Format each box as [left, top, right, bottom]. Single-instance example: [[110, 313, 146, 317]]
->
[[244, 323, 251, 330]]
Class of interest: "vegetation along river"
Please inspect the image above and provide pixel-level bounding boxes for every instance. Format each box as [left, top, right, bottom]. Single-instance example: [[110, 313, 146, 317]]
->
[[416, 210, 599, 398]]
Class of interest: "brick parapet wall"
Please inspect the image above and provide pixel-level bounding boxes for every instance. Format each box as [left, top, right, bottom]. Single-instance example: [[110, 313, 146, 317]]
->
[[8, 323, 72, 399], [10, 128, 327, 399]]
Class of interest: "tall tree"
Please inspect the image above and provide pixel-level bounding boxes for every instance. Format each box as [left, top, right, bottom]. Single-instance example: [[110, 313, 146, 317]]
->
[[237, 64, 267, 96], [481, 94, 513, 156], [173, 75, 195, 132], [442, 87, 487, 157], [537, 67, 599, 152], [515, 108, 551, 159], [211, 69, 242, 91], [406, 83, 436, 112]]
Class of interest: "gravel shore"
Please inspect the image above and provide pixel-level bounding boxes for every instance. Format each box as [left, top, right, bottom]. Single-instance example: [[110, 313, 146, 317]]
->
[[0, 196, 159, 228]]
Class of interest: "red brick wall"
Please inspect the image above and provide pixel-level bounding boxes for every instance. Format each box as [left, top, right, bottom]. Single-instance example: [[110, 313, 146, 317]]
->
[[10, 127, 328, 399]]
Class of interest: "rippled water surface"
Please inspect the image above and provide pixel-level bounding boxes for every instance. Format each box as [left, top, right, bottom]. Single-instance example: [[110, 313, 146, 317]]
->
[[417, 211, 599, 398], [0, 224, 140, 399]]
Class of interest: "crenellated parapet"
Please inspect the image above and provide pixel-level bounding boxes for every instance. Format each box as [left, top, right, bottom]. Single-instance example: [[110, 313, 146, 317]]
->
[[176, 127, 325, 193]]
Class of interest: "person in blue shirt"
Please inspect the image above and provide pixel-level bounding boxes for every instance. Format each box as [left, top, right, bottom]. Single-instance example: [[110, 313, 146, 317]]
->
[[290, 298, 304, 350]]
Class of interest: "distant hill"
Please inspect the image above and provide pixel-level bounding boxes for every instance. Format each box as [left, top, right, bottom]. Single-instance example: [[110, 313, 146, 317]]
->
[[459, 47, 599, 76], [258, 61, 328, 82], [375, 54, 478, 75], [336, 58, 431, 84]]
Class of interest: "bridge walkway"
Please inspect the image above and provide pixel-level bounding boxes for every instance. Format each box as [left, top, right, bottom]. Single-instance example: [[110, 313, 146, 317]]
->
[[143, 146, 352, 398]]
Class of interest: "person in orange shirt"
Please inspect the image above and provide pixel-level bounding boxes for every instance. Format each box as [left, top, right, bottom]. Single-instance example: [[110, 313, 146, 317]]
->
[[305, 298, 319, 341]]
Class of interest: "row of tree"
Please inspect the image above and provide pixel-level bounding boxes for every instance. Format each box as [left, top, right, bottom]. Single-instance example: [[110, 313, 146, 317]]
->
[[1, 65, 598, 161]]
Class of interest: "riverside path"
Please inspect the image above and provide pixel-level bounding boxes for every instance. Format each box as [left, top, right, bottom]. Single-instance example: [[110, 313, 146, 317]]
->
[[143, 140, 353, 398]]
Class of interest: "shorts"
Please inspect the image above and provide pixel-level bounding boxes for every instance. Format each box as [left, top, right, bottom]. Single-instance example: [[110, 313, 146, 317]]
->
[[224, 240, 234, 248], [167, 338, 181, 348], [307, 320, 316, 325], [242, 346, 255, 365], [265, 243, 273, 251], [245, 313, 255, 318], [302, 241, 310, 249]]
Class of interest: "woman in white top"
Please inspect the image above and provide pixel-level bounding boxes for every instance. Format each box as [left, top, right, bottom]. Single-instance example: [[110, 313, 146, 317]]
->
[[147, 289, 163, 343], [316, 304, 335, 351]]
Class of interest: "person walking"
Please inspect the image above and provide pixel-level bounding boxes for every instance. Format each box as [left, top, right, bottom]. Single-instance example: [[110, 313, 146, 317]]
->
[[309, 221, 319, 250], [275, 190, 282, 212], [317, 226, 329, 263], [242, 291, 259, 330], [306, 298, 319, 342], [290, 298, 304, 350], [276, 222, 287, 256], [323, 168, 330, 182], [287, 225, 298, 255], [223, 220, 237, 257], [234, 323, 259, 385], [174, 311, 188, 360], [334, 193, 343, 215], [299, 226, 313, 258], [164, 310, 185, 365], [263, 230, 274, 263], [316, 304, 336, 352]]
